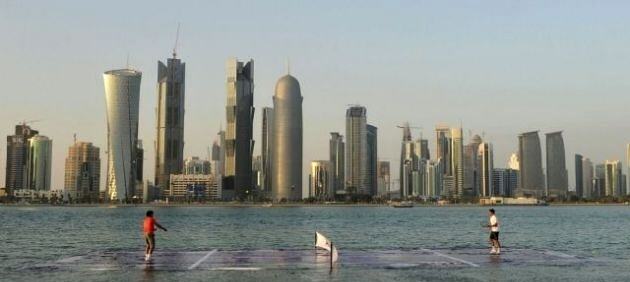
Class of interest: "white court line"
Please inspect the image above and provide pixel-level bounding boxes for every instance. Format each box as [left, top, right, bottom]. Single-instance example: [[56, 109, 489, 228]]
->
[[421, 249, 480, 268], [543, 250, 576, 259], [188, 249, 218, 270]]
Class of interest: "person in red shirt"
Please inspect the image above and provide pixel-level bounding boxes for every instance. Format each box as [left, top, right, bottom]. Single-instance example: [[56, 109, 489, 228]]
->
[[143, 210, 167, 261]]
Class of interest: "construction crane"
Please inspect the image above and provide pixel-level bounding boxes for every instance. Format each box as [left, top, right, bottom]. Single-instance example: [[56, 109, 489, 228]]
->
[[396, 122, 422, 141]]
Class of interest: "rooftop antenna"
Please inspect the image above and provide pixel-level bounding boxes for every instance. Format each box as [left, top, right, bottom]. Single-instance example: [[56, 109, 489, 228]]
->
[[126, 53, 130, 69], [286, 58, 291, 75], [173, 23, 180, 58], [73, 133, 77, 144]]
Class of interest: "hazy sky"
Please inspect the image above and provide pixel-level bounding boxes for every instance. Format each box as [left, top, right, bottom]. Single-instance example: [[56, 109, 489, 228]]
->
[[1, 0, 630, 194]]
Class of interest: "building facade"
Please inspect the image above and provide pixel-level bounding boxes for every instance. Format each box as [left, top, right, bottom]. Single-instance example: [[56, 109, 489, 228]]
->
[[329, 132, 345, 195], [261, 107, 274, 196], [478, 142, 493, 197], [26, 135, 52, 191], [345, 106, 368, 195], [450, 127, 464, 199], [377, 161, 391, 196], [183, 157, 211, 175], [103, 68, 142, 202], [309, 161, 331, 199], [492, 168, 518, 197], [169, 174, 220, 201], [517, 131, 544, 198], [546, 131, 568, 198], [154, 53, 186, 195], [366, 124, 378, 196], [271, 74, 303, 201], [224, 58, 255, 200], [64, 142, 100, 202], [5, 124, 39, 194], [604, 160, 623, 197]]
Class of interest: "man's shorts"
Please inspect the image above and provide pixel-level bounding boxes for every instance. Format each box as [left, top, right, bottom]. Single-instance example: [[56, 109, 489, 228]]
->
[[489, 232, 499, 240], [145, 233, 155, 247]]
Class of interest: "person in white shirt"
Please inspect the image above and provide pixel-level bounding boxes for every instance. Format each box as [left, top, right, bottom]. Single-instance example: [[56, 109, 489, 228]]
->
[[486, 208, 501, 254]]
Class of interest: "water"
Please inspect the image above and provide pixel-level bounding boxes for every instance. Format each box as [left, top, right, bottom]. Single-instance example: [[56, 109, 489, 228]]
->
[[1, 205, 630, 281]]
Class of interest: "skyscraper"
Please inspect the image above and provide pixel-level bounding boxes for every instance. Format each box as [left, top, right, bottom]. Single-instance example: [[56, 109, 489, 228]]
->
[[271, 73, 303, 201], [546, 131, 568, 198], [594, 164, 606, 198], [464, 135, 482, 196], [377, 161, 391, 196], [261, 107, 274, 195], [450, 127, 464, 199], [329, 132, 345, 195], [604, 160, 622, 197], [103, 68, 142, 202], [492, 168, 518, 197], [224, 58, 255, 200], [366, 124, 378, 196], [575, 154, 584, 198], [435, 125, 451, 175], [399, 123, 415, 198], [582, 158, 593, 199], [345, 106, 368, 195], [154, 52, 186, 195], [5, 124, 39, 194], [478, 142, 493, 197], [309, 161, 331, 199], [517, 131, 544, 198], [64, 141, 100, 202], [26, 135, 52, 191]]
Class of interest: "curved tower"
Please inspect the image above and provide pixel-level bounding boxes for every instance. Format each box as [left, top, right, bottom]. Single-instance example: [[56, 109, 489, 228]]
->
[[103, 69, 142, 202], [271, 74, 303, 201], [26, 135, 52, 191]]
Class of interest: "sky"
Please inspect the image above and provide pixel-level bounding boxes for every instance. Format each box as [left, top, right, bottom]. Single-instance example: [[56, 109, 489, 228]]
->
[[1, 0, 630, 194]]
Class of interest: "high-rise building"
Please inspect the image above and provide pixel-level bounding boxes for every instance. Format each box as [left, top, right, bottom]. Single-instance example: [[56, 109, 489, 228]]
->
[[103, 68, 142, 202], [271, 74, 303, 201], [492, 168, 518, 197], [215, 130, 226, 176], [135, 140, 144, 198], [345, 106, 368, 195], [5, 124, 39, 194], [604, 160, 622, 197], [435, 124, 451, 175], [26, 135, 52, 191], [309, 161, 331, 199], [329, 132, 345, 195], [450, 128, 464, 199], [261, 107, 274, 195], [594, 164, 606, 198], [377, 161, 391, 196], [183, 157, 211, 175], [517, 131, 544, 198], [546, 131, 568, 198], [425, 161, 441, 197], [154, 52, 186, 195], [366, 124, 378, 196], [575, 154, 584, 198], [399, 123, 416, 198], [252, 155, 263, 192], [478, 142, 494, 197], [464, 135, 482, 197], [582, 158, 593, 199], [64, 141, 100, 202], [224, 58, 255, 200]]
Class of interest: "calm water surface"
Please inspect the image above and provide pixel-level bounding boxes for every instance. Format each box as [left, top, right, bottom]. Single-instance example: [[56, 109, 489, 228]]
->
[[1, 206, 630, 281]]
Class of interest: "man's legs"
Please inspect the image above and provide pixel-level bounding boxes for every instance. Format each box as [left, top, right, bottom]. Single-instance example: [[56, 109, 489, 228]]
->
[[148, 234, 155, 255]]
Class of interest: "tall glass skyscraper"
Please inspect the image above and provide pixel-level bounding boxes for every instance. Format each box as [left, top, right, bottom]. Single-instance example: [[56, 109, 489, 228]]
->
[[309, 160, 330, 199], [517, 131, 544, 198], [546, 131, 568, 198], [5, 124, 39, 193], [26, 135, 52, 191], [64, 141, 100, 202], [366, 124, 378, 196], [271, 74, 303, 201], [224, 58, 254, 200], [103, 68, 142, 202], [329, 132, 345, 195], [477, 142, 493, 197], [345, 106, 368, 195], [154, 53, 185, 195], [261, 107, 274, 195], [450, 127, 464, 199], [575, 154, 584, 198]]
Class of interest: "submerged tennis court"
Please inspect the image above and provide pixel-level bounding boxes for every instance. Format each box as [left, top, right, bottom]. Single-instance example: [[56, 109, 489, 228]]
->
[[33, 248, 602, 272]]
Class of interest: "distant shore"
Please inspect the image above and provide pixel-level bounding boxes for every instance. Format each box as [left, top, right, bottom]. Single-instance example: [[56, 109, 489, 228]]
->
[[1, 202, 629, 208]]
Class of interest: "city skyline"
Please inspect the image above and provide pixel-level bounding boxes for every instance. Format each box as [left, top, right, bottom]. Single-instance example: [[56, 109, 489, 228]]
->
[[2, 1, 630, 195]]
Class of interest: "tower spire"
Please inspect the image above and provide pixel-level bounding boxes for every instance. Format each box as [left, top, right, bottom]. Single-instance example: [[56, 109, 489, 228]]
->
[[286, 58, 290, 75], [173, 23, 180, 58]]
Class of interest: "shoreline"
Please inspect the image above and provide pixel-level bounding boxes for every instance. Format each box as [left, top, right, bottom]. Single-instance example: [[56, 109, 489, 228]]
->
[[1, 202, 628, 208]]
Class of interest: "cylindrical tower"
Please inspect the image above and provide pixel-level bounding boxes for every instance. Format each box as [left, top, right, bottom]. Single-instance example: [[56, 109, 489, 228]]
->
[[103, 69, 142, 202], [271, 74, 303, 201], [26, 135, 52, 191]]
